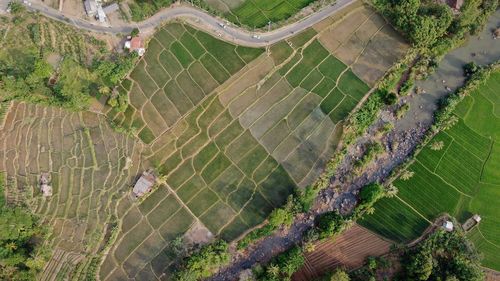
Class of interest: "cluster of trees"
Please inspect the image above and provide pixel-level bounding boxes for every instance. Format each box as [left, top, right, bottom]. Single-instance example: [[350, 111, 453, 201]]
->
[[0, 7, 138, 112], [175, 240, 230, 281], [400, 230, 484, 280], [253, 246, 305, 281], [128, 0, 173, 21], [374, 0, 497, 74], [0, 175, 47, 281], [92, 54, 138, 87], [0, 47, 137, 112], [353, 142, 384, 175], [0, 52, 97, 111], [238, 195, 303, 249], [374, 0, 495, 48]]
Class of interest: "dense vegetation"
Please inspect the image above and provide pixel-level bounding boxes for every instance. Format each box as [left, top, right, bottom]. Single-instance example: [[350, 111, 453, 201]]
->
[[313, 230, 483, 281], [0, 173, 47, 281], [0, 8, 137, 111], [175, 240, 230, 280], [253, 246, 305, 281], [399, 230, 484, 281], [372, 0, 497, 77], [129, 0, 173, 21]]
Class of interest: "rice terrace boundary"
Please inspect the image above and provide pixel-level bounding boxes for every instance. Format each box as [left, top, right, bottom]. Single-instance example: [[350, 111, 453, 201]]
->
[[99, 4, 408, 279], [360, 68, 500, 271], [0, 1, 410, 280]]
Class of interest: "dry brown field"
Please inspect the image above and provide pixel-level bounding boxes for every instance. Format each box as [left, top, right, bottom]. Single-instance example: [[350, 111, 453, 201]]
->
[[292, 224, 393, 281], [486, 269, 500, 281], [313, 3, 409, 86]]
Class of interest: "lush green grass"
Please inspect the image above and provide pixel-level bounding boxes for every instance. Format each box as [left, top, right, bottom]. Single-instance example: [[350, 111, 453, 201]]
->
[[228, 0, 317, 28], [361, 69, 500, 270], [359, 197, 430, 242], [270, 41, 294, 65], [170, 41, 194, 68]]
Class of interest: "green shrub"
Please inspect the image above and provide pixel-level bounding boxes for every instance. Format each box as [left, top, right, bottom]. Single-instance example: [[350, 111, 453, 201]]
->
[[176, 240, 230, 280], [315, 211, 346, 239], [401, 230, 484, 281], [255, 246, 305, 281]]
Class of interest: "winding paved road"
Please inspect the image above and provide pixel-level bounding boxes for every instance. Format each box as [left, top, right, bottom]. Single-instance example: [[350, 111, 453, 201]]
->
[[2, 0, 355, 46]]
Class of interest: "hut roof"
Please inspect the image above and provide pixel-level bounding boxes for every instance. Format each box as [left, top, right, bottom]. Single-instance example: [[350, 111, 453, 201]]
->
[[133, 171, 155, 197]]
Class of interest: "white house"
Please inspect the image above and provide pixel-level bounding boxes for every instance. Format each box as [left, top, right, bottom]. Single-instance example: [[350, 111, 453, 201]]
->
[[443, 221, 454, 232], [124, 36, 145, 56]]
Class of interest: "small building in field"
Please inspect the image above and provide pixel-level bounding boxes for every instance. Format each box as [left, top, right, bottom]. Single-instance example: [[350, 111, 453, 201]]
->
[[133, 170, 156, 197], [84, 0, 98, 17], [124, 36, 145, 56], [40, 172, 53, 197], [102, 3, 119, 14], [96, 5, 107, 23], [443, 220, 454, 232], [462, 214, 482, 231], [473, 214, 481, 223]]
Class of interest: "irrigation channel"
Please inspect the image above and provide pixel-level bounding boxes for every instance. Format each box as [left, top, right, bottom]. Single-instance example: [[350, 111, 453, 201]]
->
[[210, 9, 500, 281]]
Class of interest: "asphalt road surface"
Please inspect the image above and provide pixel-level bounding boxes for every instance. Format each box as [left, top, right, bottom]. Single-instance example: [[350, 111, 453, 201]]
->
[[2, 0, 355, 47]]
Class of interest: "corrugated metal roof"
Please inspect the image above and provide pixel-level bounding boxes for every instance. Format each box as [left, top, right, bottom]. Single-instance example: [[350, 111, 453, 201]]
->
[[103, 3, 119, 14]]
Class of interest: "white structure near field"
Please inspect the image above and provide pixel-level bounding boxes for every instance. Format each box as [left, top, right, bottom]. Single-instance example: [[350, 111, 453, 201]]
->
[[132, 170, 156, 197], [462, 214, 482, 231], [39, 172, 53, 197], [124, 36, 146, 56], [442, 220, 454, 232], [84, 0, 118, 23]]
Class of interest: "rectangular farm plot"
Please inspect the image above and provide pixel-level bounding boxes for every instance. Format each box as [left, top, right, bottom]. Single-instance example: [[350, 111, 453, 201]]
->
[[359, 197, 430, 243], [116, 22, 263, 145], [148, 96, 301, 244]]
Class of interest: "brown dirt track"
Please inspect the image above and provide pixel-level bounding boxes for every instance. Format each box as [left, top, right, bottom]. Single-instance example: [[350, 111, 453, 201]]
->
[[486, 269, 500, 281], [292, 224, 393, 281]]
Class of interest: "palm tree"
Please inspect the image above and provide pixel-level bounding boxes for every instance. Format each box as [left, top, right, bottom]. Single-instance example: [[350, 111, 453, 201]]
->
[[400, 170, 415, 181], [430, 141, 444, 151], [98, 85, 110, 95], [267, 264, 280, 277]]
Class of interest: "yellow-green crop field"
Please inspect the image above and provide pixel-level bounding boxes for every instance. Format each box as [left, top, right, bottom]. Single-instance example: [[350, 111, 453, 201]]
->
[[360, 70, 500, 271]]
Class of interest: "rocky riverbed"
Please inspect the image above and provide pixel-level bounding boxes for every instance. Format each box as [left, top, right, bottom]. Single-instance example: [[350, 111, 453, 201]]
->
[[210, 9, 500, 281]]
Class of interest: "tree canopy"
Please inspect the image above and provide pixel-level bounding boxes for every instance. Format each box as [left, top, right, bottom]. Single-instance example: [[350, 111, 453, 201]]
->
[[401, 230, 484, 281], [0, 174, 46, 281]]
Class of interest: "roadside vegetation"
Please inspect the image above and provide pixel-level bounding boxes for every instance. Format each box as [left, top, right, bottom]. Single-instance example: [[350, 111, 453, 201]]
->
[[129, 0, 174, 21]]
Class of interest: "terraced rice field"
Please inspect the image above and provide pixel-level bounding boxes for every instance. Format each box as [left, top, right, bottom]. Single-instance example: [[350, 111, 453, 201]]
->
[[292, 224, 393, 281], [100, 9, 407, 279], [0, 102, 146, 281], [0, 4, 409, 280], [206, 0, 317, 28], [360, 70, 500, 270]]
